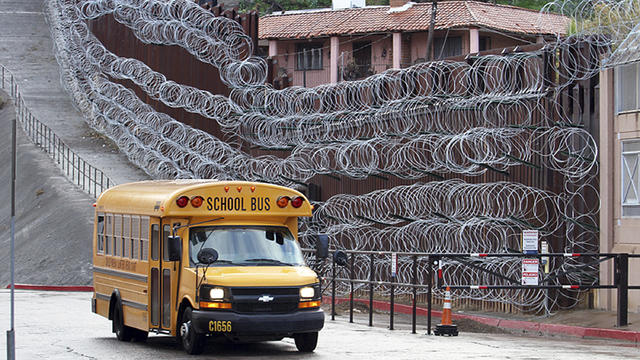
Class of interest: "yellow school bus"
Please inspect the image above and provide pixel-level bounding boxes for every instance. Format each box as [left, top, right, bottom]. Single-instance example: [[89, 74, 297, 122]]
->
[[91, 180, 325, 354]]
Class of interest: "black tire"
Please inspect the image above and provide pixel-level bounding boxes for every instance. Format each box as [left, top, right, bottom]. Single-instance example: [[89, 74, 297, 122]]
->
[[113, 304, 133, 342], [294, 332, 318, 353], [132, 329, 149, 342], [179, 307, 205, 355]]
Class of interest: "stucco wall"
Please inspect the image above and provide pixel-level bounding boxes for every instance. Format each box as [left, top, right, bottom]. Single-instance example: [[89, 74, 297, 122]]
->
[[599, 67, 640, 313]]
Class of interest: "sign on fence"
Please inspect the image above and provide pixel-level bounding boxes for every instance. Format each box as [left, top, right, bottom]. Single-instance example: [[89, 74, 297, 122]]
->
[[521, 258, 539, 285], [391, 252, 397, 278], [522, 230, 539, 254]]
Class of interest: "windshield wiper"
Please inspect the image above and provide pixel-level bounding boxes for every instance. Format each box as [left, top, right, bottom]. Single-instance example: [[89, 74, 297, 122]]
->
[[197, 259, 238, 266], [243, 258, 293, 266]]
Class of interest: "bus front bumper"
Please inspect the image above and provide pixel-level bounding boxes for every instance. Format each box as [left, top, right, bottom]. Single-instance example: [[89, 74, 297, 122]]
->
[[191, 308, 324, 335]]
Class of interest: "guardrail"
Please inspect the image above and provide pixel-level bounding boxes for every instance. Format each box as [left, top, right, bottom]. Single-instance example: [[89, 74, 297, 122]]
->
[[1, 65, 115, 198], [304, 249, 640, 334]]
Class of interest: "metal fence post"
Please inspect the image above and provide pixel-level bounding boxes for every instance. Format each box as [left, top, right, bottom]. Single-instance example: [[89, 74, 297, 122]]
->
[[427, 256, 433, 335], [616, 254, 629, 327], [349, 253, 354, 323], [369, 253, 374, 327], [390, 269, 395, 330], [331, 254, 336, 321], [412, 255, 417, 334]]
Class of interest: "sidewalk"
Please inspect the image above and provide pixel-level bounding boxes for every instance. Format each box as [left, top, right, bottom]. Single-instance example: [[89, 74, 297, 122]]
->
[[325, 296, 640, 343]]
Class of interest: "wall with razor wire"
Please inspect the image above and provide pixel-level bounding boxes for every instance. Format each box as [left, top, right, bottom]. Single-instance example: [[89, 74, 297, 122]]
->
[[49, 0, 640, 312]]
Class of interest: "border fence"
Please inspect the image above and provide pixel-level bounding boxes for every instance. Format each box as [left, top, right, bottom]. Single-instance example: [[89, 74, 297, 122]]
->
[[1, 65, 114, 198], [305, 249, 640, 334]]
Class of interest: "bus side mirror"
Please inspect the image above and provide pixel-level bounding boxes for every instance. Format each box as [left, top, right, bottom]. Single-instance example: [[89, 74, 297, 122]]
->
[[168, 236, 182, 261], [315, 234, 329, 259], [197, 248, 219, 265], [333, 250, 348, 266]]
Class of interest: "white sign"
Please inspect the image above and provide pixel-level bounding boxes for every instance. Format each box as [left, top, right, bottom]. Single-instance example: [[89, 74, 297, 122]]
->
[[522, 230, 539, 254], [391, 252, 397, 278], [521, 258, 539, 286]]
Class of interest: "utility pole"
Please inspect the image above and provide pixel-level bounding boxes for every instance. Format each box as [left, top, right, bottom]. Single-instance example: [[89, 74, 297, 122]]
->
[[7, 98, 16, 360], [425, 1, 437, 61], [303, 48, 308, 88]]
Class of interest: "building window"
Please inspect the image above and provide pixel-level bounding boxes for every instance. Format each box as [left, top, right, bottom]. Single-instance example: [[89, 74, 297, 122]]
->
[[622, 140, 640, 216], [479, 37, 490, 52], [296, 43, 323, 70], [434, 36, 462, 60], [616, 62, 640, 113]]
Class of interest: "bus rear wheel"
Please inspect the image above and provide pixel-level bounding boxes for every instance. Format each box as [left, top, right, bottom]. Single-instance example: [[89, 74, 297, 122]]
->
[[179, 307, 205, 355], [113, 304, 133, 342], [294, 332, 318, 352]]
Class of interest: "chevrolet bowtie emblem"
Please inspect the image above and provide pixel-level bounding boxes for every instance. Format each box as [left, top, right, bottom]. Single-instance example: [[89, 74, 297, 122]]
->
[[258, 295, 274, 303]]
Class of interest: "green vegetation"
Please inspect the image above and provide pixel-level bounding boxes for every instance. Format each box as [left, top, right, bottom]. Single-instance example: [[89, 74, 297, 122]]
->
[[240, 0, 332, 14], [496, 0, 550, 11]]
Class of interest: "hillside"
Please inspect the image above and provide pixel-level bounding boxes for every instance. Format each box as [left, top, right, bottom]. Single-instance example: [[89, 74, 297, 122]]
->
[[0, 92, 94, 286]]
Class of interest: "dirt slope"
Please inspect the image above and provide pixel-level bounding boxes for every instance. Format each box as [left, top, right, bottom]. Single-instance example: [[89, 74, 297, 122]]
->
[[0, 92, 94, 285]]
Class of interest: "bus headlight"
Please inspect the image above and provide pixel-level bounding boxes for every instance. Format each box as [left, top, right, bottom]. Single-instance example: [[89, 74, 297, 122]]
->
[[209, 288, 225, 300], [299, 286, 315, 299]]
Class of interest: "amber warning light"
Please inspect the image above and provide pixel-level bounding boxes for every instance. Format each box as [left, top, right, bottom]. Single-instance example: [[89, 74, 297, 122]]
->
[[191, 196, 204, 208]]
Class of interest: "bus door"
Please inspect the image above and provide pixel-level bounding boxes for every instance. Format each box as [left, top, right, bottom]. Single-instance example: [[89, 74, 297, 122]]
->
[[149, 218, 161, 331], [159, 218, 188, 334]]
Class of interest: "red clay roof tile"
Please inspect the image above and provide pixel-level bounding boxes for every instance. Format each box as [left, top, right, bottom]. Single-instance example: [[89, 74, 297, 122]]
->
[[259, 1, 569, 39]]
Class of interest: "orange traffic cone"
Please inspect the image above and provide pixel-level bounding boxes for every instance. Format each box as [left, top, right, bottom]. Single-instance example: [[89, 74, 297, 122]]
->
[[434, 286, 458, 336]]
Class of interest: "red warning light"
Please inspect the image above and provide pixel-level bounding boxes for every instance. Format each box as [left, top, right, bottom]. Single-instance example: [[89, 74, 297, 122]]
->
[[224, 186, 230, 192], [176, 196, 189, 208], [291, 196, 304, 208], [237, 186, 242, 193], [250, 186, 256, 192]]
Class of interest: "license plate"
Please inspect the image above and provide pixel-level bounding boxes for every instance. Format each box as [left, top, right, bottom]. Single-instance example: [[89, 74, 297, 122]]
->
[[208, 320, 232, 332]]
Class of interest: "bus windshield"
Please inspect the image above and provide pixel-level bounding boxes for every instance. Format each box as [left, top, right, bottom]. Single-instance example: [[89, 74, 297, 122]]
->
[[189, 226, 306, 266]]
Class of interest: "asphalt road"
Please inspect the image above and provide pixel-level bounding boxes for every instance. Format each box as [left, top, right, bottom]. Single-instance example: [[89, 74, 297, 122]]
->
[[1, 290, 638, 359]]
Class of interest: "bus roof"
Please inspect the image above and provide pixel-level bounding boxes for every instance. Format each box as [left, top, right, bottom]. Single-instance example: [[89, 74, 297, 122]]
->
[[95, 180, 312, 218]]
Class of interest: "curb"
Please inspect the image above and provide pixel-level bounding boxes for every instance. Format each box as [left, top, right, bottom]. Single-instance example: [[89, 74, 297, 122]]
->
[[324, 296, 640, 343], [5, 284, 94, 292]]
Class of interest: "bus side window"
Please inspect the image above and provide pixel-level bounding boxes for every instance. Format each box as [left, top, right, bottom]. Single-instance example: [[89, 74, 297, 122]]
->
[[141, 217, 149, 261], [114, 214, 122, 257], [105, 214, 113, 255], [162, 225, 170, 261], [123, 215, 131, 259], [96, 213, 105, 254], [151, 224, 159, 261], [131, 216, 140, 259]]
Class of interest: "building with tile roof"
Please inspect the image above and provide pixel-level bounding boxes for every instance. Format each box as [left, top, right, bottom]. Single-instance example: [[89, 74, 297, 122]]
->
[[260, 0, 570, 87]]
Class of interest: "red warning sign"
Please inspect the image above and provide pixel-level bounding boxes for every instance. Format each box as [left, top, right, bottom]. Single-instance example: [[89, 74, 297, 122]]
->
[[521, 258, 539, 286]]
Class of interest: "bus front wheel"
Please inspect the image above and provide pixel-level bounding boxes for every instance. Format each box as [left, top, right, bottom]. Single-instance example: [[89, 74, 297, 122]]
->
[[294, 331, 318, 352], [179, 307, 205, 355]]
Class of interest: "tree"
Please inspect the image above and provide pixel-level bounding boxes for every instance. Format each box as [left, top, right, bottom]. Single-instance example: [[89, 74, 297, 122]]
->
[[239, 0, 332, 14]]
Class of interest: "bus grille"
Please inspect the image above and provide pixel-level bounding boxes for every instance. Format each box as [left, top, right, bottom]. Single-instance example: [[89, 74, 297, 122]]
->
[[234, 302, 298, 314], [230, 287, 298, 296], [230, 287, 299, 314]]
